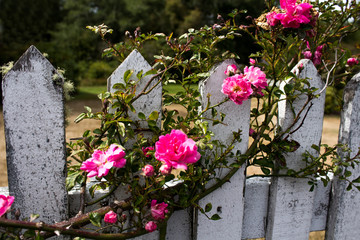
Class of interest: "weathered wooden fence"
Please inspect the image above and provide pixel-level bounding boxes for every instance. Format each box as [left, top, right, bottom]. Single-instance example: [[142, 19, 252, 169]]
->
[[1, 45, 360, 239]]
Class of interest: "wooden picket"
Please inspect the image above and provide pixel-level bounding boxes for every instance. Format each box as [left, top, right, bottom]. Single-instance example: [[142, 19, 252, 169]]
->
[[1, 46, 360, 239]]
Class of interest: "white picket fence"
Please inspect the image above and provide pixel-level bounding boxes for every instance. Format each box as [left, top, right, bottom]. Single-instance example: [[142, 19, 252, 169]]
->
[[1, 45, 360, 240]]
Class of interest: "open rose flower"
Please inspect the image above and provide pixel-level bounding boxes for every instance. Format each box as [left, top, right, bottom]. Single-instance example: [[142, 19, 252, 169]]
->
[[151, 200, 169, 220], [224, 64, 238, 76], [347, 58, 359, 67], [222, 74, 253, 105], [243, 66, 268, 91], [80, 144, 126, 178], [0, 195, 14, 217], [269, 0, 313, 28], [145, 221, 157, 232], [104, 210, 117, 224], [155, 130, 201, 170], [142, 164, 155, 177]]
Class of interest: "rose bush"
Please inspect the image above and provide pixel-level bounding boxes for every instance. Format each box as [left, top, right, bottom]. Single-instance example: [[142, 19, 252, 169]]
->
[[1, 0, 360, 239]]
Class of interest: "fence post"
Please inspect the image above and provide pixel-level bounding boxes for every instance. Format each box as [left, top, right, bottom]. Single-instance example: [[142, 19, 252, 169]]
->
[[2, 46, 68, 223], [196, 59, 250, 239], [107, 50, 165, 240], [325, 72, 360, 239], [266, 59, 326, 239]]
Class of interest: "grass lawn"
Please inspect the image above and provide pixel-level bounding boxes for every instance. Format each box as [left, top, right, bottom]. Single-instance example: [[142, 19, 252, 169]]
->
[[73, 84, 198, 100]]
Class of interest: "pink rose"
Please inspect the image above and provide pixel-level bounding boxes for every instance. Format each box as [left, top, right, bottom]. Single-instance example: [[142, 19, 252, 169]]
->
[[145, 221, 157, 232], [303, 51, 312, 59], [151, 200, 169, 220], [155, 130, 201, 170], [313, 45, 323, 65], [104, 210, 117, 224], [275, 0, 313, 28], [142, 164, 155, 177], [249, 58, 256, 65], [243, 66, 268, 91], [159, 163, 172, 175], [249, 128, 255, 137], [80, 144, 126, 178], [224, 64, 238, 76], [266, 11, 280, 26], [347, 58, 359, 67], [142, 146, 154, 158], [222, 74, 253, 105], [0, 195, 14, 217]]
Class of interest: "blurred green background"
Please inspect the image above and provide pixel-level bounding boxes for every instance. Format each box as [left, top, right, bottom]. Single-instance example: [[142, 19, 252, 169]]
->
[[0, 0, 359, 114], [0, 0, 266, 86]]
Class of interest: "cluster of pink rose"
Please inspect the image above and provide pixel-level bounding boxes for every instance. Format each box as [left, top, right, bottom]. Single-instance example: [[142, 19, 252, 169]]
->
[[0, 194, 14, 217], [302, 41, 324, 66], [222, 63, 268, 105], [81, 130, 201, 178], [103, 199, 168, 233], [266, 0, 314, 29], [80, 129, 200, 232]]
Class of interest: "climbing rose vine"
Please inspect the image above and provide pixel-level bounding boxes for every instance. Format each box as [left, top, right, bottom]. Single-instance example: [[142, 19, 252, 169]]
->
[[1, 0, 360, 239]]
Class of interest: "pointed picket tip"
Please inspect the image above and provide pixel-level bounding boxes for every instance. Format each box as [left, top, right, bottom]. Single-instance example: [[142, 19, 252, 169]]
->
[[107, 50, 162, 128], [107, 49, 151, 92], [2, 45, 68, 223]]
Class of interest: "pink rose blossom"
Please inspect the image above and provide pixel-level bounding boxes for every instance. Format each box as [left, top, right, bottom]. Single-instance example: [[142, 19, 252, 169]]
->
[[0, 195, 14, 217], [313, 45, 323, 65], [104, 210, 117, 224], [303, 50, 312, 59], [249, 58, 256, 65], [224, 64, 238, 76], [222, 74, 253, 105], [274, 0, 313, 28], [80, 144, 126, 178], [243, 66, 268, 91], [155, 130, 201, 170], [347, 58, 359, 67], [142, 164, 155, 177], [159, 163, 172, 175], [249, 128, 255, 137], [145, 221, 157, 232], [151, 200, 169, 220], [142, 146, 154, 158], [266, 11, 280, 26]]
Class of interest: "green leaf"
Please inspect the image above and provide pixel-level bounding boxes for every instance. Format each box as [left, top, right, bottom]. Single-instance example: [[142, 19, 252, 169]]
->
[[210, 214, 221, 220], [74, 113, 86, 123], [352, 176, 360, 183], [136, 70, 144, 80], [117, 122, 126, 137], [261, 167, 271, 175], [66, 171, 82, 191], [144, 69, 158, 77], [138, 112, 146, 120], [148, 111, 159, 121], [205, 203, 212, 213], [124, 69, 134, 84], [89, 212, 102, 227], [344, 170, 352, 178]]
